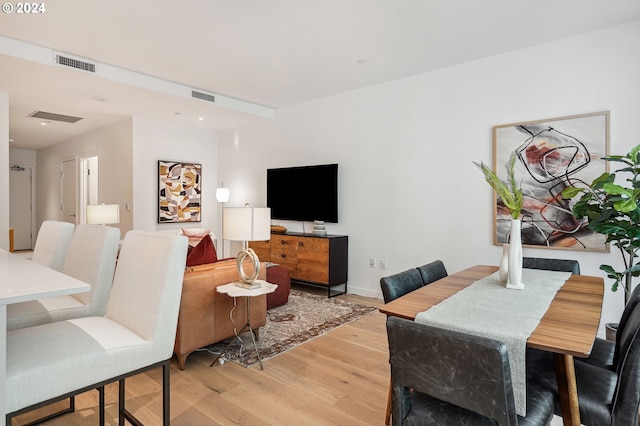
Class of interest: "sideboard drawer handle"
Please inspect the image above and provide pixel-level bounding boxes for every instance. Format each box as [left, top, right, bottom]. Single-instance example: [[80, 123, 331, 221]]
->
[[280, 254, 286, 259], [280, 240, 285, 245], [299, 242, 304, 247]]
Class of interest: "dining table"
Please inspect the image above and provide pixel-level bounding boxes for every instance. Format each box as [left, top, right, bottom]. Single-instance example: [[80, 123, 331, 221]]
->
[[379, 264, 604, 426], [0, 248, 91, 424]]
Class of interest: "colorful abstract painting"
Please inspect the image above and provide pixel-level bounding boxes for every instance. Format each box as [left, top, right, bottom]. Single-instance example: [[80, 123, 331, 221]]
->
[[493, 111, 609, 251], [158, 160, 202, 223]]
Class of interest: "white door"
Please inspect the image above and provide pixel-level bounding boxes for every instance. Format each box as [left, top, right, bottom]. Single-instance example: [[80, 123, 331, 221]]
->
[[9, 165, 33, 250], [61, 159, 77, 224]]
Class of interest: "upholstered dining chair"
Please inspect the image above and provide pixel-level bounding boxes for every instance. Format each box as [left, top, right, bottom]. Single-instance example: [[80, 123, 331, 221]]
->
[[380, 268, 423, 304], [7, 224, 121, 331], [416, 259, 448, 285], [522, 257, 580, 274], [387, 316, 555, 426], [31, 220, 75, 271], [5, 231, 188, 425], [381, 268, 424, 424], [380, 261, 448, 424], [527, 297, 640, 425]]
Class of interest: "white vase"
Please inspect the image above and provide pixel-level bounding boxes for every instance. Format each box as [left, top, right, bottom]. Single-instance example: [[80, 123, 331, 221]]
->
[[506, 218, 524, 290], [499, 243, 509, 284]]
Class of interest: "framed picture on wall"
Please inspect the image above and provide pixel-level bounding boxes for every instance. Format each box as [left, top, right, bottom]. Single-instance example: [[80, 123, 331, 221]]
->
[[158, 160, 202, 223], [493, 111, 609, 251]]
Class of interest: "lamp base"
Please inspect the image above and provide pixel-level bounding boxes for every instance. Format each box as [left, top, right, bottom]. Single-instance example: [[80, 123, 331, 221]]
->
[[236, 248, 261, 285], [233, 280, 262, 290]]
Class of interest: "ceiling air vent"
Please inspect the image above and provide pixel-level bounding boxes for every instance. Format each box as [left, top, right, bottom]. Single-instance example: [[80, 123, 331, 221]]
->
[[191, 90, 216, 103], [29, 110, 83, 124], [55, 54, 96, 73]]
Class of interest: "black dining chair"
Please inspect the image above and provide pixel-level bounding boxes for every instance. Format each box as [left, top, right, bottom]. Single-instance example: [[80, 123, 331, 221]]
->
[[527, 296, 640, 425], [380, 268, 424, 304], [416, 259, 448, 285], [387, 316, 555, 426], [380, 264, 442, 424], [522, 257, 581, 274]]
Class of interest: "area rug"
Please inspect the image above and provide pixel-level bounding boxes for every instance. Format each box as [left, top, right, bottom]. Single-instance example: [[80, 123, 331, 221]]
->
[[205, 289, 377, 367]]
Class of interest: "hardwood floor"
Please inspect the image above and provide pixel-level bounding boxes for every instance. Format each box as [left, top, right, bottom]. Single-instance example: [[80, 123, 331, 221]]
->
[[12, 291, 389, 425]]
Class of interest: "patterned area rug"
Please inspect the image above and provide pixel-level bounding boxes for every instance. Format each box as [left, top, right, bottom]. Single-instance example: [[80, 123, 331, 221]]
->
[[206, 289, 376, 367]]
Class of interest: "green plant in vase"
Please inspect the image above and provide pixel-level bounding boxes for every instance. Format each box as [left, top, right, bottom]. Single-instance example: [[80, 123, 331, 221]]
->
[[561, 144, 640, 306], [474, 151, 524, 288], [473, 151, 523, 219]]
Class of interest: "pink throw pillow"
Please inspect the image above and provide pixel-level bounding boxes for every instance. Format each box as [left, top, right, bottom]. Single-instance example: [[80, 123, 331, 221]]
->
[[182, 228, 211, 247]]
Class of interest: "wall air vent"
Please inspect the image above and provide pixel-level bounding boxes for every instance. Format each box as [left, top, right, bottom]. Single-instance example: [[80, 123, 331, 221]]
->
[[191, 90, 216, 103], [55, 54, 96, 73], [29, 110, 83, 124]]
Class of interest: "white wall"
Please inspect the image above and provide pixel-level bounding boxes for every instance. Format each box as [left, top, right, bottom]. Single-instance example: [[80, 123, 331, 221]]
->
[[132, 117, 219, 236], [36, 118, 134, 235], [218, 20, 640, 336], [9, 148, 36, 166], [0, 92, 8, 251]]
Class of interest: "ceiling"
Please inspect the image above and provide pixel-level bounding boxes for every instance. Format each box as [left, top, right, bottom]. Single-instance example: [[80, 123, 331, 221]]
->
[[2, 0, 640, 150]]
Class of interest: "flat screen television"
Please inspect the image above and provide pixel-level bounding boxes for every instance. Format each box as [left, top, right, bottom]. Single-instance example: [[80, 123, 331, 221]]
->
[[267, 163, 338, 223]]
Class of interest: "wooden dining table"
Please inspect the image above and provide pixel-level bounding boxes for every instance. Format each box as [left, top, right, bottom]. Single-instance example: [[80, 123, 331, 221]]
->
[[0, 249, 90, 423], [379, 264, 604, 426]]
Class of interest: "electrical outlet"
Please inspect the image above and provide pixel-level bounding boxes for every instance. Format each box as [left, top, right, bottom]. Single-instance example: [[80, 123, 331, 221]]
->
[[380, 259, 387, 270], [369, 257, 377, 268]]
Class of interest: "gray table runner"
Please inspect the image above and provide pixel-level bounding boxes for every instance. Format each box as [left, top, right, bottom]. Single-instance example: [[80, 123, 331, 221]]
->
[[415, 268, 570, 416]]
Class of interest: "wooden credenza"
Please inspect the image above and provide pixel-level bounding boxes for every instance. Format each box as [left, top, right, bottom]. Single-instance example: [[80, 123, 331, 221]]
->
[[250, 233, 348, 297]]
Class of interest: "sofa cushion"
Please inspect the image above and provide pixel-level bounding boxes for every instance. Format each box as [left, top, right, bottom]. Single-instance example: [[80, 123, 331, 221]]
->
[[186, 234, 218, 267]]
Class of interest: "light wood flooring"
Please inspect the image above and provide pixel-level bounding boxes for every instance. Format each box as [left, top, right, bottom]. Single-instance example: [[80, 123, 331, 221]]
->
[[12, 289, 389, 425]]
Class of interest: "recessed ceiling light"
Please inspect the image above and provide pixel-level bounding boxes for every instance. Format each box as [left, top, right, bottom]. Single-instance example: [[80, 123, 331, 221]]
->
[[92, 96, 108, 102], [198, 117, 204, 121], [174, 112, 182, 115], [356, 59, 367, 64], [41, 121, 50, 126]]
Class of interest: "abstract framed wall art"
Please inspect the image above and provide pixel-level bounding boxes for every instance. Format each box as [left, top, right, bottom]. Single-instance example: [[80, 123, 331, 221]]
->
[[158, 160, 202, 223], [493, 111, 609, 251]]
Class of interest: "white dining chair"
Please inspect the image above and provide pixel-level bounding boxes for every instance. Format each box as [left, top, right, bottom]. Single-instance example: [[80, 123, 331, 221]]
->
[[31, 220, 75, 271], [7, 224, 121, 331], [5, 230, 188, 425]]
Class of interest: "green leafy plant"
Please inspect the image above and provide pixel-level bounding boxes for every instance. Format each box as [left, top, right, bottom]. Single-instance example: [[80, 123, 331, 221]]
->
[[561, 144, 640, 304], [474, 151, 523, 219]]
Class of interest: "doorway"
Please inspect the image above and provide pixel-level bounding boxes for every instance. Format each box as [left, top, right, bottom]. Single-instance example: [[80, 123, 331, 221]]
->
[[60, 154, 99, 225], [61, 155, 99, 225], [61, 158, 77, 224], [9, 164, 34, 250]]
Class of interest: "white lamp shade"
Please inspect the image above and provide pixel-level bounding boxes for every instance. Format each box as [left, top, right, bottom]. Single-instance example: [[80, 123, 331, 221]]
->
[[223, 207, 270, 241], [86, 204, 120, 225], [216, 187, 230, 203]]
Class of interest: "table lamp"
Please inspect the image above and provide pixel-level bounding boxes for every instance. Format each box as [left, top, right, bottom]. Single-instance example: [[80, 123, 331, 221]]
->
[[223, 206, 270, 289], [86, 203, 120, 225]]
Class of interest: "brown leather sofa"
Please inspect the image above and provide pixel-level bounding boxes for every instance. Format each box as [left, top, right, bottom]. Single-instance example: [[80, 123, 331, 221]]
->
[[174, 259, 267, 369]]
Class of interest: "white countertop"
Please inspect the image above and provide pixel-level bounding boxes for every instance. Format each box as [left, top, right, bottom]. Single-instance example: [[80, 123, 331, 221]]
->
[[0, 249, 90, 305]]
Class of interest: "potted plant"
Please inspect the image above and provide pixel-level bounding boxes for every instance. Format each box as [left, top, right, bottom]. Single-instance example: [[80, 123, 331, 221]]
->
[[474, 151, 524, 288], [561, 144, 640, 339]]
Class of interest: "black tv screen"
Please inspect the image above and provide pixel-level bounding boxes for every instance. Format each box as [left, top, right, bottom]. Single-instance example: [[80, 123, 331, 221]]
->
[[267, 164, 339, 223]]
